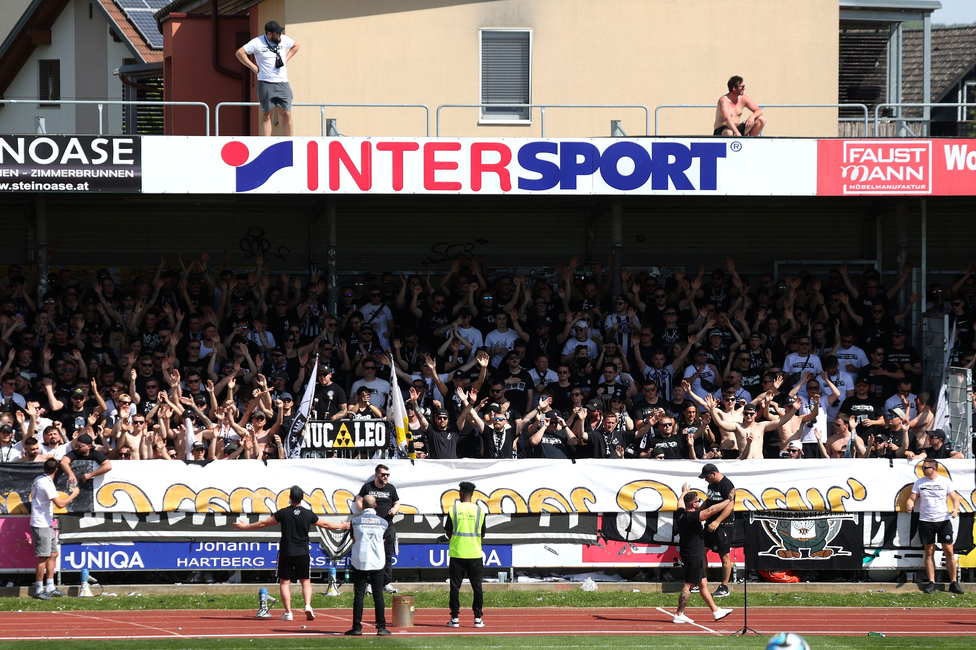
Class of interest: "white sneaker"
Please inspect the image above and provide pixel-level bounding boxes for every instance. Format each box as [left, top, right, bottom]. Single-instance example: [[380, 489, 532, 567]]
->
[[446, 618, 459, 628], [365, 584, 373, 595], [673, 613, 694, 624], [713, 608, 733, 621], [383, 584, 399, 594], [474, 617, 485, 628], [280, 612, 293, 621], [304, 605, 315, 621]]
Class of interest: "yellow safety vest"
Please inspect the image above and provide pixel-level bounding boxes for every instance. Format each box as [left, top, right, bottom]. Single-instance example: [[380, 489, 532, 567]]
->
[[448, 501, 485, 559]]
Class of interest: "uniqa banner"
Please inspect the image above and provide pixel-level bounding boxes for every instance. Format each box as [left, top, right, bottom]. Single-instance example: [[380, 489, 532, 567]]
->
[[46, 457, 974, 516]]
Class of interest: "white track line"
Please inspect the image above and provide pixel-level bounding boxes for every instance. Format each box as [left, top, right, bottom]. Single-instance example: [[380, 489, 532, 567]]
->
[[654, 607, 721, 635], [61, 611, 185, 637]]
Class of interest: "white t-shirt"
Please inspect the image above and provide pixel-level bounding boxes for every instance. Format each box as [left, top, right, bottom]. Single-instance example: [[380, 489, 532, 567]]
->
[[799, 393, 831, 443], [30, 473, 57, 528], [561, 337, 598, 361], [911, 474, 955, 523], [485, 329, 519, 367], [455, 325, 485, 361], [350, 377, 392, 410], [826, 370, 856, 420], [242, 34, 295, 83], [834, 345, 869, 372], [528, 368, 559, 388], [783, 353, 823, 379], [40, 440, 72, 460], [358, 303, 394, 347], [0, 444, 23, 463], [884, 393, 919, 421], [684, 364, 718, 407]]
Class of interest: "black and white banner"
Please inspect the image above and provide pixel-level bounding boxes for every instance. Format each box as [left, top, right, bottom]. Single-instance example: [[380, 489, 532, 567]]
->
[[745, 511, 864, 570], [0, 461, 97, 514], [0, 135, 141, 192]]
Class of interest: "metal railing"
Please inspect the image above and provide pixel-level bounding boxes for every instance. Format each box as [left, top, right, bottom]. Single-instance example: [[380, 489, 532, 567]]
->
[[214, 102, 431, 137], [874, 102, 976, 137], [654, 103, 869, 136], [0, 99, 210, 135], [436, 103, 650, 137]]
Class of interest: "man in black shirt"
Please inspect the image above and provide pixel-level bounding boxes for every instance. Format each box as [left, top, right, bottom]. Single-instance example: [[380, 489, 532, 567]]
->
[[425, 408, 461, 459], [356, 464, 401, 594], [673, 483, 734, 625], [699, 463, 735, 598], [233, 485, 349, 622], [59, 434, 112, 486]]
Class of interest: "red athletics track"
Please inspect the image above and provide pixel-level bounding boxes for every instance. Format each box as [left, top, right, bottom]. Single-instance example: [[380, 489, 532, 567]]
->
[[0, 606, 974, 640]]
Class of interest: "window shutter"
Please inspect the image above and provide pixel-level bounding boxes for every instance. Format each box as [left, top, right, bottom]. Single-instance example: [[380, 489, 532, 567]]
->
[[481, 31, 529, 120], [39, 60, 60, 106]]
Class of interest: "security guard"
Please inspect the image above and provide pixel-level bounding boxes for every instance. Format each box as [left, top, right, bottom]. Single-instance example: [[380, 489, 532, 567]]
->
[[444, 481, 487, 629]]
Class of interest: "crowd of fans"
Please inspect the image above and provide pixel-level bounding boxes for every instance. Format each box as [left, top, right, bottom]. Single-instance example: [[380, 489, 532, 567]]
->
[[0, 253, 974, 466]]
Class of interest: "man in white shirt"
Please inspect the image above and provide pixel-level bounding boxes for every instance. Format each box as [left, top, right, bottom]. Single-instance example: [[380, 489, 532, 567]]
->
[[236, 21, 300, 136], [907, 459, 964, 595], [350, 361, 392, 411], [30, 458, 80, 599]]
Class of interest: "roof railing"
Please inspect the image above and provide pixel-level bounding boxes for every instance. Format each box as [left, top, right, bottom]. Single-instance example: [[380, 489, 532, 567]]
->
[[654, 103, 870, 136], [874, 102, 976, 137], [214, 102, 431, 137], [0, 99, 210, 135], [435, 104, 650, 137]]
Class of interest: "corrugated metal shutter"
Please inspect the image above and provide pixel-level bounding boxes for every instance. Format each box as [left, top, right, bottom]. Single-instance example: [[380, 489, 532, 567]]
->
[[481, 31, 530, 120], [0, 196, 34, 265]]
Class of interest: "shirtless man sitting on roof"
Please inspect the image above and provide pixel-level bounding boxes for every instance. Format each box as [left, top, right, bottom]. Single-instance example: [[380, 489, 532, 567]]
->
[[714, 76, 765, 137]]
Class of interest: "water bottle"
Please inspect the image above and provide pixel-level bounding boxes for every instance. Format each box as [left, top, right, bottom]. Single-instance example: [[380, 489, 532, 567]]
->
[[868, 632, 885, 637], [259, 587, 268, 609], [81, 568, 89, 584], [343, 562, 350, 583], [329, 566, 337, 584]]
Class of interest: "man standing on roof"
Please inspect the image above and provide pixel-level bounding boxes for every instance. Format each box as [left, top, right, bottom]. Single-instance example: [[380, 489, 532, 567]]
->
[[236, 21, 300, 136]]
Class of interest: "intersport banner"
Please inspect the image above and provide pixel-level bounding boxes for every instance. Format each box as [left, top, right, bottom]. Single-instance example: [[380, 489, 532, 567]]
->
[[817, 139, 976, 195], [75, 458, 973, 515], [141, 137, 818, 195]]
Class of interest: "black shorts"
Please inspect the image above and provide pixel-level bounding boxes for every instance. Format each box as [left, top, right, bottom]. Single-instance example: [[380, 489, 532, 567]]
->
[[705, 526, 732, 555], [276, 553, 310, 582], [681, 553, 706, 584], [713, 122, 746, 137], [802, 442, 823, 459], [918, 519, 954, 546]]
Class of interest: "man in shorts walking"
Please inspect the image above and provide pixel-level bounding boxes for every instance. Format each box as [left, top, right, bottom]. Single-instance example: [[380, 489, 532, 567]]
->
[[233, 485, 349, 620], [236, 21, 300, 136], [673, 483, 734, 624], [907, 459, 964, 594], [30, 458, 80, 599]]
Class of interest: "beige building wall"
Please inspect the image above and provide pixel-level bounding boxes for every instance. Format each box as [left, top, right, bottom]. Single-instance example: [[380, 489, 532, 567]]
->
[[259, 0, 838, 138]]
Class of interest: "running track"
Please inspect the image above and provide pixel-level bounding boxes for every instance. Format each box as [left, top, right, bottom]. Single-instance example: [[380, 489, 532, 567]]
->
[[0, 607, 974, 640]]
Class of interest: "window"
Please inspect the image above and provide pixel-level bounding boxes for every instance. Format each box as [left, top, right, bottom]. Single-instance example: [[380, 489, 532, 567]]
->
[[480, 30, 531, 123], [38, 60, 60, 107]]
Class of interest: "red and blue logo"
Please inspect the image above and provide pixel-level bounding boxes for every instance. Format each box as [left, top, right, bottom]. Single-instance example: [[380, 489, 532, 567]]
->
[[221, 141, 293, 192]]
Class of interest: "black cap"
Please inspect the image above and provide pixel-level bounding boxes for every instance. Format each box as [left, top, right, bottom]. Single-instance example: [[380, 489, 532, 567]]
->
[[0, 424, 12, 434], [71, 388, 85, 397], [77, 433, 93, 445], [928, 429, 947, 440], [224, 442, 239, 455], [698, 463, 719, 479], [192, 441, 207, 451], [742, 403, 758, 414], [356, 385, 371, 395], [585, 399, 603, 412], [453, 369, 466, 379], [433, 408, 449, 418], [486, 402, 502, 413], [265, 20, 284, 34]]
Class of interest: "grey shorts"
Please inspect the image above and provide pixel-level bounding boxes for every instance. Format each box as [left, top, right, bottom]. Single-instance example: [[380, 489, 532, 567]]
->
[[256, 81, 293, 112], [31, 526, 59, 557]]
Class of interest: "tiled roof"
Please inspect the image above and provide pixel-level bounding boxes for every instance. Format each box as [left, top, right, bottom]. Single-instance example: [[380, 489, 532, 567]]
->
[[95, 0, 162, 63], [903, 25, 976, 105]]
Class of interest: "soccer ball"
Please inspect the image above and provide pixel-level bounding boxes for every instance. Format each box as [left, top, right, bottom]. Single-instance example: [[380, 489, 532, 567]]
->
[[766, 633, 810, 650]]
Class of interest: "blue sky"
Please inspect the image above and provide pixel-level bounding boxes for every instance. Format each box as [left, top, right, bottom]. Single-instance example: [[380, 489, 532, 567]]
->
[[931, 0, 976, 25]]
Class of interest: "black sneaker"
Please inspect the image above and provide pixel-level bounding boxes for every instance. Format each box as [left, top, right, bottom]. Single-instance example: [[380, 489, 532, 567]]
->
[[950, 582, 965, 595], [712, 585, 731, 598], [344, 629, 363, 636], [33, 591, 52, 600], [922, 582, 937, 594], [376, 629, 392, 636]]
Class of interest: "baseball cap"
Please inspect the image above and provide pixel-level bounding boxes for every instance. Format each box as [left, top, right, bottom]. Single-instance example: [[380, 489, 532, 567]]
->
[[433, 408, 449, 418], [486, 402, 503, 413], [453, 370, 466, 379], [576, 320, 589, 328], [0, 424, 12, 434], [585, 399, 603, 412], [742, 403, 758, 414], [71, 388, 85, 397], [192, 441, 207, 451], [887, 407, 906, 420], [928, 429, 947, 440], [265, 20, 284, 34], [786, 440, 802, 451], [77, 433, 93, 445], [356, 385, 371, 396], [280, 392, 294, 401], [698, 463, 718, 479], [709, 329, 723, 337]]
